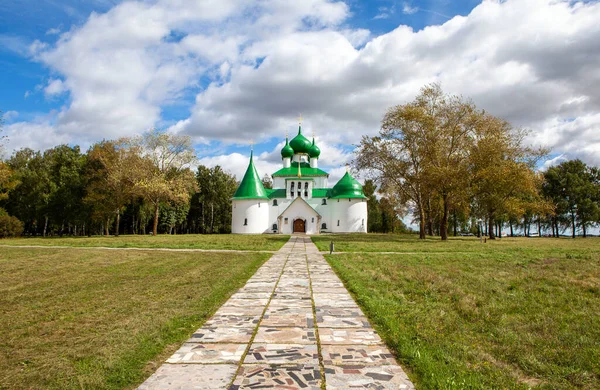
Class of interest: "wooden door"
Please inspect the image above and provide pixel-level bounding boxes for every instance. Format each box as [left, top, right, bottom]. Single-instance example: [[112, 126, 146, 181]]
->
[[293, 219, 305, 233]]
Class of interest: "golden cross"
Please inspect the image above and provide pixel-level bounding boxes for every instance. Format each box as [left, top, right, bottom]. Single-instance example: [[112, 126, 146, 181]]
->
[[297, 113, 303, 125], [250, 139, 254, 151]]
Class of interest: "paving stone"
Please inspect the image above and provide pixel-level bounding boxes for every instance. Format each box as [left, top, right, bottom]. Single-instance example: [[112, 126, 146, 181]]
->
[[204, 314, 261, 327], [322, 345, 397, 366], [230, 292, 272, 299], [213, 305, 264, 316], [231, 364, 321, 389], [187, 327, 254, 343], [269, 298, 313, 308], [261, 306, 314, 327], [277, 278, 310, 287], [319, 328, 383, 345], [313, 294, 359, 308], [166, 343, 246, 364], [325, 365, 414, 389], [254, 327, 317, 344], [273, 292, 311, 299], [137, 363, 237, 389], [244, 343, 319, 364], [242, 282, 276, 290], [220, 298, 269, 307]]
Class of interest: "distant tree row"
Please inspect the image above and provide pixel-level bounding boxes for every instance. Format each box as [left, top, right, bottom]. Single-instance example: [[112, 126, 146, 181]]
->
[[0, 127, 237, 237], [356, 84, 599, 239]]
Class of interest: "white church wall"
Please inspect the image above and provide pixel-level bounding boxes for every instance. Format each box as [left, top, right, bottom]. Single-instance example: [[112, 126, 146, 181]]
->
[[273, 177, 286, 188], [330, 199, 367, 233], [232, 200, 270, 234], [278, 199, 320, 235], [313, 176, 328, 188]]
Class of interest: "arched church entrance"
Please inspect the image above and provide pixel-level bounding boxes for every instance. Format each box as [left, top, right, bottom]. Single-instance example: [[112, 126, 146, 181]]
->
[[293, 219, 306, 233]]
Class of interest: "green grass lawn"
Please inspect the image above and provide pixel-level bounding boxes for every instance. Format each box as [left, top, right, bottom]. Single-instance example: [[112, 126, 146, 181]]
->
[[0, 247, 269, 390], [313, 233, 600, 254], [322, 235, 600, 389], [0, 234, 289, 251]]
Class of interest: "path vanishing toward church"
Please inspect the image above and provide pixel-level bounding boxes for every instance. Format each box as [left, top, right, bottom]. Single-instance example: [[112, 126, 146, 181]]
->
[[138, 235, 414, 389]]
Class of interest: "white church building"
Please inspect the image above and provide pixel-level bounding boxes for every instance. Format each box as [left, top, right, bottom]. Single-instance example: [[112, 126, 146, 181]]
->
[[232, 125, 368, 234]]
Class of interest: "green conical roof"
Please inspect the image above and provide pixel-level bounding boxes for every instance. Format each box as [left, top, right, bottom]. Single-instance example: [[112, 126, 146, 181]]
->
[[330, 171, 366, 199], [232, 151, 269, 200], [308, 138, 321, 158], [289, 126, 311, 154], [281, 137, 294, 158]]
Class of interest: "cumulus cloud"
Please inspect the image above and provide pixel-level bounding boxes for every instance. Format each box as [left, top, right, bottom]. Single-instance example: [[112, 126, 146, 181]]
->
[[44, 79, 66, 96], [9, 0, 600, 172]]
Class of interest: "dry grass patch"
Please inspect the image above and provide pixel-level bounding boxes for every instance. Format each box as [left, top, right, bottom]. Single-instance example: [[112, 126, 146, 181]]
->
[[0, 247, 269, 389]]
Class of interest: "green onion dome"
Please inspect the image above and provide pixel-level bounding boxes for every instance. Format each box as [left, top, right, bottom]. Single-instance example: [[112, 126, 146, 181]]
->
[[281, 138, 294, 159], [289, 126, 312, 154], [308, 138, 321, 158], [329, 172, 366, 199]]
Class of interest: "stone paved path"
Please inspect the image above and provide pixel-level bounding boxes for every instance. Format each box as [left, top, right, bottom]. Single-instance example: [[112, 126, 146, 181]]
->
[[138, 236, 414, 389]]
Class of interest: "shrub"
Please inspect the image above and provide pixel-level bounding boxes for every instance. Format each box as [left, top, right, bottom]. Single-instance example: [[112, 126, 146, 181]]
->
[[0, 214, 24, 238]]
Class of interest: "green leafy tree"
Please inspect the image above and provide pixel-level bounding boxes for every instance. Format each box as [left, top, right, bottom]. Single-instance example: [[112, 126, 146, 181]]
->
[[130, 129, 198, 236], [85, 140, 140, 236], [5, 149, 54, 235], [543, 160, 599, 238]]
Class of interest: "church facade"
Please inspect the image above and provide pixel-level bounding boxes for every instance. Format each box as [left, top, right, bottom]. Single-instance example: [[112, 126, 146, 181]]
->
[[232, 125, 368, 234]]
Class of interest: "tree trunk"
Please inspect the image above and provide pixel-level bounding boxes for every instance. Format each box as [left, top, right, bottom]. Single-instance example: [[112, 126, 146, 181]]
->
[[153, 203, 159, 236], [440, 195, 449, 241], [416, 201, 425, 239], [43, 216, 48, 237], [211, 203, 215, 234], [488, 213, 496, 239], [105, 218, 110, 236], [453, 211, 458, 237], [115, 209, 120, 237], [582, 221, 587, 238], [571, 211, 576, 239]]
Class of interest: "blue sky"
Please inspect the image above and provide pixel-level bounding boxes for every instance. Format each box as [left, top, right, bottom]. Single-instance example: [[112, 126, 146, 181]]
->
[[1, 0, 600, 182]]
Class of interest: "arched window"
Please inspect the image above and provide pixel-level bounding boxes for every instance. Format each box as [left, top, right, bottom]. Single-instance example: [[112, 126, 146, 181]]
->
[[337, 220, 340, 226], [273, 199, 278, 206], [244, 218, 248, 226], [321, 223, 327, 229], [322, 199, 327, 205]]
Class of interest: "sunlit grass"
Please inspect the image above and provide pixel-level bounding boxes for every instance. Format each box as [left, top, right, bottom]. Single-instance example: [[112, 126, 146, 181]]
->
[[0, 248, 269, 389], [322, 234, 600, 389], [0, 234, 290, 251]]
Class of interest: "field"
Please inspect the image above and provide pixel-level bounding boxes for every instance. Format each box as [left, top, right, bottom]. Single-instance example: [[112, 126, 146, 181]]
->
[[0, 234, 289, 251], [319, 234, 600, 389], [0, 247, 270, 390]]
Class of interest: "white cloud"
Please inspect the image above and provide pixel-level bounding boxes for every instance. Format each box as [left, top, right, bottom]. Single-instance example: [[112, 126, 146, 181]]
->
[[541, 154, 568, 171], [402, 3, 418, 15], [46, 27, 61, 36], [2, 121, 72, 157], [9, 0, 600, 172], [44, 79, 66, 96], [373, 13, 389, 20], [2, 111, 19, 122]]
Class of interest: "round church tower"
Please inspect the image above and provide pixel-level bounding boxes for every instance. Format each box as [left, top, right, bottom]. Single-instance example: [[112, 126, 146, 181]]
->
[[329, 171, 368, 233], [231, 151, 270, 234]]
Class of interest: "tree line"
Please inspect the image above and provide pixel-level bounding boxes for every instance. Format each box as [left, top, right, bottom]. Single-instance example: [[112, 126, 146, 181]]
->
[[2, 90, 600, 239], [356, 84, 600, 239], [0, 127, 237, 237]]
